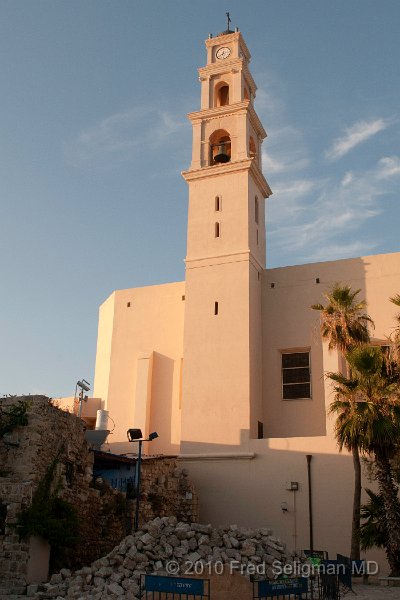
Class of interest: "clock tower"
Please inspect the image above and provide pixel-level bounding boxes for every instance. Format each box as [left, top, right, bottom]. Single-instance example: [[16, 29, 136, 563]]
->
[[180, 29, 272, 450]]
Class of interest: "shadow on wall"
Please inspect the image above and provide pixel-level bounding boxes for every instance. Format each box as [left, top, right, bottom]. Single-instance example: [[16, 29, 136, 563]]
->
[[179, 430, 387, 574]]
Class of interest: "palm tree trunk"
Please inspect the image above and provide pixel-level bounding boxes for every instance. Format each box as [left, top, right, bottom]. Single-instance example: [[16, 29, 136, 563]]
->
[[350, 446, 361, 560], [375, 454, 400, 576]]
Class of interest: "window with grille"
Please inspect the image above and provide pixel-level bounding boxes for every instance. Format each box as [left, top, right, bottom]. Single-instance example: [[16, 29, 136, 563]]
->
[[282, 351, 311, 400]]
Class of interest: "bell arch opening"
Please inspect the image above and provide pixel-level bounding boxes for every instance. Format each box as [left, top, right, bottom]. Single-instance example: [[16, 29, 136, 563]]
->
[[249, 136, 257, 159], [214, 82, 230, 107], [209, 129, 231, 165]]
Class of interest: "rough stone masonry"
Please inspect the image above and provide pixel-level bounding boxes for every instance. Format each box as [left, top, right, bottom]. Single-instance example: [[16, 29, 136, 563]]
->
[[0, 396, 198, 596], [33, 516, 288, 599]]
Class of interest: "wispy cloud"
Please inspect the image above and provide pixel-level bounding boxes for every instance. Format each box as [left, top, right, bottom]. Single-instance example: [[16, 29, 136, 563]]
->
[[308, 241, 378, 263], [255, 71, 397, 267], [65, 106, 188, 166], [267, 156, 396, 265], [376, 156, 400, 179], [341, 171, 354, 187], [326, 118, 389, 160]]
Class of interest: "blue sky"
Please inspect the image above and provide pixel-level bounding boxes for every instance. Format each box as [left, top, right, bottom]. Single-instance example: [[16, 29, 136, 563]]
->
[[1, 1, 399, 397]]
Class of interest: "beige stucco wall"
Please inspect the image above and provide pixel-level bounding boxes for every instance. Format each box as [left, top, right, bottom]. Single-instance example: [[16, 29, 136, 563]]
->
[[93, 281, 185, 455], [178, 251, 400, 574]]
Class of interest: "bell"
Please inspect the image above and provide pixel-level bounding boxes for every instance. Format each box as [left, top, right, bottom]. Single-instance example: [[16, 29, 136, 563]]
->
[[214, 143, 230, 163]]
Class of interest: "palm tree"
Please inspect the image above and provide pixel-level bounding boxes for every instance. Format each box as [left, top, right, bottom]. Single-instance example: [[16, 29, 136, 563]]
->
[[328, 346, 400, 575], [312, 283, 374, 560], [389, 294, 400, 367], [359, 489, 388, 552]]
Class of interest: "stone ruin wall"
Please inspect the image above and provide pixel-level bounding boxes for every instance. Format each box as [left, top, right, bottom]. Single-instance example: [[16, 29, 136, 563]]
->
[[0, 396, 198, 595]]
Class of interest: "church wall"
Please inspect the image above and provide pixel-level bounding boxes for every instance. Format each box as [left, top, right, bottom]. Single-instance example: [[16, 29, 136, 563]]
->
[[185, 173, 249, 260], [93, 281, 185, 455], [93, 291, 115, 408], [179, 251, 399, 572], [262, 252, 400, 438], [181, 259, 252, 449]]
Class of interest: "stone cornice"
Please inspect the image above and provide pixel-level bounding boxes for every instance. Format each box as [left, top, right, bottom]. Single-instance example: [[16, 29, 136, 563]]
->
[[187, 101, 267, 140], [198, 57, 242, 78], [187, 100, 249, 122], [198, 60, 257, 95], [185, 250, 265, 272], [250, 159, 272, 198], [182, 158, 272, 198]]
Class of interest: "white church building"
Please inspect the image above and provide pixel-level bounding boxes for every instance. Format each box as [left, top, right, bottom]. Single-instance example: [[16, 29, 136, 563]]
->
[[72, 29, 400, 564]]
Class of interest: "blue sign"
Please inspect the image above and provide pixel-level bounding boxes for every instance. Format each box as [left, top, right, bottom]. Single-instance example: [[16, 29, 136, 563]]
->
[[257, 577, 308, 598], [143, 575, 205, 595]]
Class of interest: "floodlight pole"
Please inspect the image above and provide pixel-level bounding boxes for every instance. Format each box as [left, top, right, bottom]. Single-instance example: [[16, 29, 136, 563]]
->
[[134, 439, 143, 531]]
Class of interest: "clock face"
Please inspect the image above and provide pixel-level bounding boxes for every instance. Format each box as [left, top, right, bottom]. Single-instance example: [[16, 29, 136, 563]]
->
[[216, 46, 231, 60]]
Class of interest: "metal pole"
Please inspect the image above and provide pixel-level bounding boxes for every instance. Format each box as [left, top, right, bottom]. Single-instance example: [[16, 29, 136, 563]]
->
[[78, 389, 83, 418], [306, 454, 314, 551], [306, 455, 315, 600], [134, 440, 143, 531]]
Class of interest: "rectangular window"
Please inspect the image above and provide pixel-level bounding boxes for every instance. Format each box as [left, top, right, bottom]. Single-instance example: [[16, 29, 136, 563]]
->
[[257, 421, 264, 439], [255, 197, 259, 224], [215, 196, 221, 211], [214, 301, 219, 315], [215, 222, 220, 238], [282, 351, 311, 400]]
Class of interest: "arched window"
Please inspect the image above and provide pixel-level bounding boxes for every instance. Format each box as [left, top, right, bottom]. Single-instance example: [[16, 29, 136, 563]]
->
[[249, 136, 257, 159], [214, 82, 230, 107], [209, 129, 231, 165]]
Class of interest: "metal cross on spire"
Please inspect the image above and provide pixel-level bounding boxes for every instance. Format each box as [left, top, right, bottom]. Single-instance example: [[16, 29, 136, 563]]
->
[[226, 12, 231, 31]]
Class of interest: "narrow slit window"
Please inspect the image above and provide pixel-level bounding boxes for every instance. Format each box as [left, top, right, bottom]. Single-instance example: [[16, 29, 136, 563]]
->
[[215, 196, 221, 211], [215, 222, 220, 238], [214, 301, 219, 315], [282, 352, 311, 400], [256, 229, 259, 245], [257, 421, 264, 439], [255, 196, 259, 224]]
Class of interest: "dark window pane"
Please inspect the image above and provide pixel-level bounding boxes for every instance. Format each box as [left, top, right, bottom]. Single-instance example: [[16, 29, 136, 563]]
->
[[283, 367, 310, 384], [282, 352, 309, 368], [283, 383, 311, 400]]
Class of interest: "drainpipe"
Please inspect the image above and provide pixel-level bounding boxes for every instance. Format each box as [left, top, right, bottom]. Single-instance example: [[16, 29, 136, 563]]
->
[[306, 454, 314, 551]]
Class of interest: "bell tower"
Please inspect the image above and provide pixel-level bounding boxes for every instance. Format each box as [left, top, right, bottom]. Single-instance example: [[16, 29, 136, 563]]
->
[[180, 29, 272, 450]]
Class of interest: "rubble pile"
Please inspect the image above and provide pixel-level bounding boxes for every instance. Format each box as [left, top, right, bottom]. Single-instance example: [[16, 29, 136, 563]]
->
[[33, 516, 287, 599]]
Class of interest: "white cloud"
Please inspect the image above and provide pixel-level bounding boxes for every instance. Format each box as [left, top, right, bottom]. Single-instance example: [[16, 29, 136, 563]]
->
[[307, 241, 378, 263], [268, 161, 389, 264], [326, 119, 388, 161], [341, 172, 354, 187], [262, 126, 311, 176], [65, 106, 187, 166], [376, 156, 400, 179]]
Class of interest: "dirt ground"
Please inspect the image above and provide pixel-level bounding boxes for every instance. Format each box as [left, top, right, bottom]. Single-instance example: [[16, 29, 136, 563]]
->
[[348, 583, 400, 599]]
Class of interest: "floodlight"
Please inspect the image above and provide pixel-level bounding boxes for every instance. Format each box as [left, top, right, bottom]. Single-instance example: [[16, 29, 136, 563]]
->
[[77, 380, 90, 392], [127, 428, 143, 442], [148, 431, 159, 441]]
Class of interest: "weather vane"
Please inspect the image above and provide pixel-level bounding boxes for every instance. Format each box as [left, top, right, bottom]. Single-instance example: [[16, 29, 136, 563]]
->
[[226, 12, 231, 31]]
